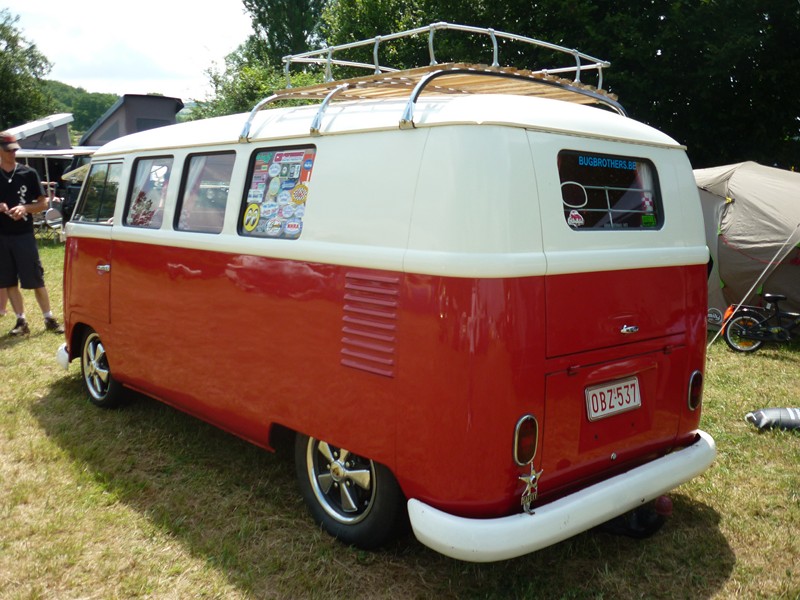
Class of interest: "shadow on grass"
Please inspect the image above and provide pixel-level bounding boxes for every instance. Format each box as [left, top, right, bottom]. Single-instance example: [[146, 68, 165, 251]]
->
[[33, 375, 734, 599]]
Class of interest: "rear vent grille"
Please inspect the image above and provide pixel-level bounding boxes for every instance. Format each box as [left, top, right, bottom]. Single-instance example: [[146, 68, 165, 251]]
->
[[341, 272, 399, 377]]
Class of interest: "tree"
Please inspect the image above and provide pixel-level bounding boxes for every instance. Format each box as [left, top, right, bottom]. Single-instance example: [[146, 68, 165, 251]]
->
[[319, 0, 800, 169], [191, 39, 322, 120], [577, 1, 800, 168], [0, 9, 54, 129], [241, 0, 327, 67], [72, 92, 118, 132], [200, 0, 799, 168]]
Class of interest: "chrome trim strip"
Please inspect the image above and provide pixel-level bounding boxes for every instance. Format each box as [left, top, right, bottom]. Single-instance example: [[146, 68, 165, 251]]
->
[[688, 369, 703, 411], [512, 414, 538, 466]]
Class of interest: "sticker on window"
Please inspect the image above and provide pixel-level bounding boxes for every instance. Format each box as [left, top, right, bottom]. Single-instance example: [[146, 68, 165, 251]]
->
[[240, 147, 315, 239], [557, 151, 663, 230]]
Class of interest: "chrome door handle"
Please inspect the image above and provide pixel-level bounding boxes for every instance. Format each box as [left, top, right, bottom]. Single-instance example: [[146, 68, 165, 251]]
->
[[96, 264, 111, 273], [620, 324, 639, 334]]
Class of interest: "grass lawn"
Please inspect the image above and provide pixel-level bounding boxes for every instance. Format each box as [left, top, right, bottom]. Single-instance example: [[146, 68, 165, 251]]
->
[[0, 240, 798, 599]]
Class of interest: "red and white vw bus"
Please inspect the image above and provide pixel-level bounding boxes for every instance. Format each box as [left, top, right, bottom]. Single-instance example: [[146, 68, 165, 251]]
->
[[57, 24, 715, 562]]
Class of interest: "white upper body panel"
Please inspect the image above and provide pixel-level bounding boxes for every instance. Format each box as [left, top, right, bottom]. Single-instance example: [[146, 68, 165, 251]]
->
[[94, 94, 682, 158], [75, 93, 705, 279]]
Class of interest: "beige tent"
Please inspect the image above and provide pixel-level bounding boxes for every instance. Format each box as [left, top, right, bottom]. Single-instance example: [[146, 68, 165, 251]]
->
[[695, 162, 800, 326]]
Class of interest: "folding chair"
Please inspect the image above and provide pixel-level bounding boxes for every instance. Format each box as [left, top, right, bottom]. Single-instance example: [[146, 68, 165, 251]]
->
[[43, 207, 64, 241]]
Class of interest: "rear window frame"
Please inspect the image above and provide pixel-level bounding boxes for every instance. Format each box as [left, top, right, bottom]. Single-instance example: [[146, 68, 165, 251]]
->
[[557, 150, 664, 232], [237, 144, 317, 240]]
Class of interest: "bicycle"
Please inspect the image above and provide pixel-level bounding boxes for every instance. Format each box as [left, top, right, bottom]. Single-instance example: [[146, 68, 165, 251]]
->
[[722, 293, 800, 352]]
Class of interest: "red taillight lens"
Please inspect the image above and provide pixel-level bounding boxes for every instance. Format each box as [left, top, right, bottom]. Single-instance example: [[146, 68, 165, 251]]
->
[[513, 415, 539, 466], [688, 370, 703, 411]]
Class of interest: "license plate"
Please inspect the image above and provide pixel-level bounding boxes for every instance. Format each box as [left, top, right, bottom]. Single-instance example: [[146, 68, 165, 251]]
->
[[585, 377, 641, 421]]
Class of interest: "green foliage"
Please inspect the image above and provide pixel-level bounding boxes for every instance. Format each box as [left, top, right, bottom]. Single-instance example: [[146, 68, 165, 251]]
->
[[242, 0, 326, 67], [0, 9, 54, 129], [317, 0, 800, 169], [41, 80, 118, 133], [190, 39, 323, 120], [0, 10, 117, 139], [198, 1, 798, 169], [71, 92, 118, 131]]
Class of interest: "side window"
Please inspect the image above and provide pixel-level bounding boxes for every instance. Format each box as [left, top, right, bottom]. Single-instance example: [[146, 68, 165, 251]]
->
[[72, 163, 123, 224], [125, 157, 173, 229], [558, 151, 663, 230], [175, 152, 235, 234], [239, 146, 316, 239]]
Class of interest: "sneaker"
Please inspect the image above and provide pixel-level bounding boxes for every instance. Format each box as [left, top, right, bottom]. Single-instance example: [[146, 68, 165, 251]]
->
[[10, 318, 30, 336], [44, 316, 65, 334]]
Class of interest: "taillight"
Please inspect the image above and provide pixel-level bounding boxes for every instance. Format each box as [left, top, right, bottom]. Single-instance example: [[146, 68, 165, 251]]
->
[[688, 370, 703, 411], [513, 415, 539, 466]]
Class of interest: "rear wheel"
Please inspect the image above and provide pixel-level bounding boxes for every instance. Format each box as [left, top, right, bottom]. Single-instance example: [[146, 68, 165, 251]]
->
[[294, 434, 406, 549], [80, 329, 125, 407], [724, 315, 764, 352]]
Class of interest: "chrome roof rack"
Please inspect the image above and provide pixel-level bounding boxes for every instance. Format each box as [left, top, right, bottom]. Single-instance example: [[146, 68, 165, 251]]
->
[[239, 22, 622, 142]]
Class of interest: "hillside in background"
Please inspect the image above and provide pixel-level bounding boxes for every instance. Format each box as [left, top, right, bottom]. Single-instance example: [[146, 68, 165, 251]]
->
[[42, 79, 119, 141]]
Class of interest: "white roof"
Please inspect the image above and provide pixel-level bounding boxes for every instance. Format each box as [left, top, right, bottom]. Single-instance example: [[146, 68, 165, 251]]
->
[[95, 94, 680, 158], [7, 113, 74, 140]]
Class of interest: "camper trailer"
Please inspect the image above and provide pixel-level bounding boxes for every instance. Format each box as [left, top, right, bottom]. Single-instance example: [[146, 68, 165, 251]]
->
[[57, 23, 715, 562]]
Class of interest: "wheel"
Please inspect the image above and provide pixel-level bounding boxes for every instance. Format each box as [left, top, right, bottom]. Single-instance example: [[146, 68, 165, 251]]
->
[[80, 329, 125, 407], [723, 314, 764, 353], [294, 434, 406, 549]]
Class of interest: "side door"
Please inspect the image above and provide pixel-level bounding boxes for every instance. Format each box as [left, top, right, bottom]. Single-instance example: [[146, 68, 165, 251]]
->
[[64, 162, 123, 333]]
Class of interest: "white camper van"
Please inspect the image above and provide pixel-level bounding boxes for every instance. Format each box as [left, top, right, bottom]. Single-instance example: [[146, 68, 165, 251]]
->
[[58, 23, 715, 562]]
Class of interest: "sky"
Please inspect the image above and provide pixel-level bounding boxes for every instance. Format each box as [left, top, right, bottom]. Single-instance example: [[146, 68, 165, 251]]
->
[[4, 0, 255, 101]]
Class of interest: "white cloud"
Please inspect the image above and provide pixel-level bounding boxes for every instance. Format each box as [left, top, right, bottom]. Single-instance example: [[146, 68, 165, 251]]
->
[[4, 0, 254, 100]]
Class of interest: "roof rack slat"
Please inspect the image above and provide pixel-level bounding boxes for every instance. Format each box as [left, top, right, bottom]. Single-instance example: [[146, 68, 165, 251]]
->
[[241, 24, 621, 139]]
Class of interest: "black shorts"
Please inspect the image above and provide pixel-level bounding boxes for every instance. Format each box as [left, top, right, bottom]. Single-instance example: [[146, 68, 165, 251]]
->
[[0, 234, 46, 289]]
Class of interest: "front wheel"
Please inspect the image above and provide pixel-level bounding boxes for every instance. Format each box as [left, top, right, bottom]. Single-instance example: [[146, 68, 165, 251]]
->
[[80, 329, 125, 407], [723, 314, 764, 353], [294, 434, 406, 549]]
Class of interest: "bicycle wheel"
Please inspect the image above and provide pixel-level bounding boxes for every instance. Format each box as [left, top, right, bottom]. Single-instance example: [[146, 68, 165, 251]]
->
[[723, 314, 763, 352]]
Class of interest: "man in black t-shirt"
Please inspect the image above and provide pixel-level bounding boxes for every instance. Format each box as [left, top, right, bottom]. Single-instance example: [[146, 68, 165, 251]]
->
[[0, 131, 64, 336]]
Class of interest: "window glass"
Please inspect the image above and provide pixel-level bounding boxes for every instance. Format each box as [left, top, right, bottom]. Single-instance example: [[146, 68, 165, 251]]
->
[[125, 157, 173, 228], [558, 151, 662, 230], [239, 146, 316, 239], [72, 163, 122, 224], [176, 152, 235, 234]]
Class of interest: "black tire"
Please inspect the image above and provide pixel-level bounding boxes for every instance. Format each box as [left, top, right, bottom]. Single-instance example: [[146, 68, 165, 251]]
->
[[723, 314, 764, 353], [80, 329, 125, 408], [294, 433, 407, 549]]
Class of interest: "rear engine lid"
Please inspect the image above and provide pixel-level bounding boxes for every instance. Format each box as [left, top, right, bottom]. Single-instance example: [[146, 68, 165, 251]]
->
[[539, 344, 688, 497]]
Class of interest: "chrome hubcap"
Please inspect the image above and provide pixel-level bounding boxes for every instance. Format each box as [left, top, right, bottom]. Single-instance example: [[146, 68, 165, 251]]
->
[[306, 438, 376, 524], [83, 334, 110, 400]]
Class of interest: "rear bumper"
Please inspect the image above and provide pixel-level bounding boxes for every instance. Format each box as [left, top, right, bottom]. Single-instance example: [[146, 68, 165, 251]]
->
[[408, 430, 716, 562]]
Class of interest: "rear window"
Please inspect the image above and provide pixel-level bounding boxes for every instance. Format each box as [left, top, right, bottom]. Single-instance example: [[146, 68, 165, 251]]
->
[[558, 151, 662, 230], [238, 146, 316, 239]]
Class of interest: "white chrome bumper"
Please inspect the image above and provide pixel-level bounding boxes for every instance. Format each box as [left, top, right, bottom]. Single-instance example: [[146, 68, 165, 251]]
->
[[408, 430, 716, 562]]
